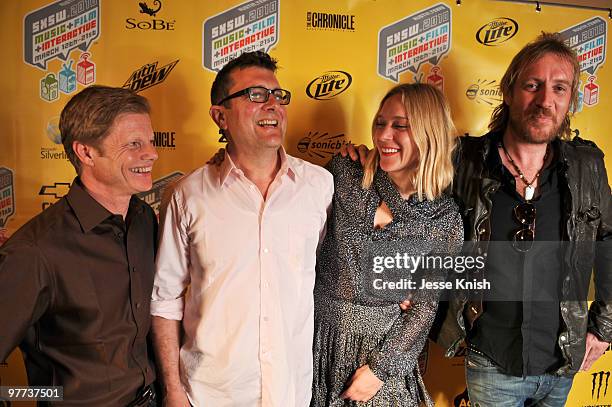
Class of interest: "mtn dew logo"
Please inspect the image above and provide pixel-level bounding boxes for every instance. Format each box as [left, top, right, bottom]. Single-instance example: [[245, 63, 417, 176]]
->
[[378, 3, 451, 82], [24, 0, 100, 70], [203, 0, 279, 72]]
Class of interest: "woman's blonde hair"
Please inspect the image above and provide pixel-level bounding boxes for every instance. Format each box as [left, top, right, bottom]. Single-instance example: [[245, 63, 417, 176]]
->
[[362, 83, 457, 201]]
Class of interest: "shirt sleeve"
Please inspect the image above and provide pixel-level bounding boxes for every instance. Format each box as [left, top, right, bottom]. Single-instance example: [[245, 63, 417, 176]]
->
[[150, 189, 191, 320], [589, 154, 612, 342], [0, 243, 52, 361]]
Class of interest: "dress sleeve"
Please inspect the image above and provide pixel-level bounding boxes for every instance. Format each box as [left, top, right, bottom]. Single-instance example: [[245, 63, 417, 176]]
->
[[0, 243, 52, 361], [150, 189, 191, 320], [368, 204, 464, 380]]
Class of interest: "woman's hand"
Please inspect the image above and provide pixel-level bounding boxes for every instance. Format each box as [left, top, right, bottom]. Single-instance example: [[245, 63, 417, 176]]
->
[[340, 364, 383, 402]]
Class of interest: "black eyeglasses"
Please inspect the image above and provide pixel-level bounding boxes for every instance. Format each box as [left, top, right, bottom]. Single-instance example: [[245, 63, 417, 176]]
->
[[513, 202, 536, 252], [217, 86, 291, 106]]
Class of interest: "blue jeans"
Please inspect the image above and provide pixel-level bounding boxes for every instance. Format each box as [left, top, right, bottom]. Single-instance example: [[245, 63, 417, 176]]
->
[[465, 350, 574, 407]]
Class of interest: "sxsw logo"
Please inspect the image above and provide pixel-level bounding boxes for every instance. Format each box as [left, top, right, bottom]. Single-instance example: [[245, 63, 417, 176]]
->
[[123, 60, 179, 93]]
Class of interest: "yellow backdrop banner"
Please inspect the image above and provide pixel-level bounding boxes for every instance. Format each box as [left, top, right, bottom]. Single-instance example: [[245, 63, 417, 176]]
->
[[1, 1, 610, 405]]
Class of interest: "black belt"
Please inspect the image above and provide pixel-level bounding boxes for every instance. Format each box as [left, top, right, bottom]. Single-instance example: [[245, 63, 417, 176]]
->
[[127, 384, 156, 407]]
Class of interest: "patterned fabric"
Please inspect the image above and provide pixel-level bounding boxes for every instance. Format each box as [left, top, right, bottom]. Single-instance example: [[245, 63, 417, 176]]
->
[[312, 156, 463, 406]]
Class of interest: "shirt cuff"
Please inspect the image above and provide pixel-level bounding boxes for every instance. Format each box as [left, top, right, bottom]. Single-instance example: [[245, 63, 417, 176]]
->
[[150, 297, 184, 320]]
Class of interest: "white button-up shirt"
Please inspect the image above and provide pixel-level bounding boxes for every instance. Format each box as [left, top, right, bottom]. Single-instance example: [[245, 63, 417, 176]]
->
[[151, 149, 333, 407]]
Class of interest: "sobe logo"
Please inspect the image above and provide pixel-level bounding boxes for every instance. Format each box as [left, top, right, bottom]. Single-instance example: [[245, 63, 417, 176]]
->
[[306, 71, 352, 100], [476, 18, 518, 46], [125, 0, 175, 31]]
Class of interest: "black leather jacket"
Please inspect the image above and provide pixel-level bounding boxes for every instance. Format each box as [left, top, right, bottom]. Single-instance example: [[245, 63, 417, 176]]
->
[[432, 132, 612, 375]]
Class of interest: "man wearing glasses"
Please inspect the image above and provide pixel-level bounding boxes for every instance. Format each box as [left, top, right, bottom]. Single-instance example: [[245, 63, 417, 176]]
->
[[150, 51, 333, 406], [433, 32, 612, 406]]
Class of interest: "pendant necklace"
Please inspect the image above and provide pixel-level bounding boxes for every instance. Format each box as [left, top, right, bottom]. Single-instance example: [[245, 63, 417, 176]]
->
[[500, 142, 549, 201]]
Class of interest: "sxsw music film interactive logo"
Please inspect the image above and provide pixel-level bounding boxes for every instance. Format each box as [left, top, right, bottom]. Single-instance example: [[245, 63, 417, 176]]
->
[[476, 18, 518, 46], [136, 172, 183, 217], [306, 11, 355, 31], [561, 17, 607, 111], [24, 0, 101, 102], [203, 0, 279, 72], [123, 60, 179, 93], [592, 371, 610, 401], [0, 168, 16, 240], [378, 3, 451, 83], [306, 71, 352, 100], [465, 79, 502, 106], [125, 0, 176, 31], [297, 131, 349, 160], [39, 182, 71, 210]]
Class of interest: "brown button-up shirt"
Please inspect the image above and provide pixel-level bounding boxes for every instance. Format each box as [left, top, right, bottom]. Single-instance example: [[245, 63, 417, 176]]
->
[[0, 179, 157, 406]]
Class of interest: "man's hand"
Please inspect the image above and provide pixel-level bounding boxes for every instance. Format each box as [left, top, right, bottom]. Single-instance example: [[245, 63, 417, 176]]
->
[[162, 388, 191, 407], [340, 364, 383, 402], [580, 332, 610, 371], [207, 148, 226, 165], [339, 144, 370, 166]]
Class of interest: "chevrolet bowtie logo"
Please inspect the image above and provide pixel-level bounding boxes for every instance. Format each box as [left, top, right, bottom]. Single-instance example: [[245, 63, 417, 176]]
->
[[39, 182, 71, 199]]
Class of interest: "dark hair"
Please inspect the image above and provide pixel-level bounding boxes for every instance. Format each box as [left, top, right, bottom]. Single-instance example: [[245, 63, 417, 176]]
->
[[211, 51, 278, 106], [59, 85, 150, 173], [489, 32, 580, 140]]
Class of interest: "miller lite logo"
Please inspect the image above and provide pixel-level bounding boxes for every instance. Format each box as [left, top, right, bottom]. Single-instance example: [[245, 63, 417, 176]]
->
[[476, 18, 518, 46], [306, 71, 352, 100]]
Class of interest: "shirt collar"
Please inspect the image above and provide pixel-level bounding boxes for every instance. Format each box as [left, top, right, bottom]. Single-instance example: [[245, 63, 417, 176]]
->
[[66, 177, 144, 232], [219, 146, 297, 187]]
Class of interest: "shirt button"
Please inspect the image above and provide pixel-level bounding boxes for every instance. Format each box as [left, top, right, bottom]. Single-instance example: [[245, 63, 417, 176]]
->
[[131, 266, 136, 273], [560, 335, 567, 341], [263, 248, 269, 254], [136, 302, 141, 309], [263, 316, 269, 322], [561, 307, 568, 313]]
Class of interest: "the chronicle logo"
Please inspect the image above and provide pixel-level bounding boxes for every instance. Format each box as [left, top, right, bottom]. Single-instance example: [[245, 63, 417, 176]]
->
[[153, 130, 177, 149], [126, 0, 176, 31], [297, 131, 349, 159], [465, 79, 502, 106], [306, 11, 355, 31], [123, 60, 179, 93], [476, 18, 518, 46], [39, 182, 71, 210], [137, 172, 183, 217], [306, 71, 352, 100], [592, 370, 610, 400], [0, 168, 15, 229]]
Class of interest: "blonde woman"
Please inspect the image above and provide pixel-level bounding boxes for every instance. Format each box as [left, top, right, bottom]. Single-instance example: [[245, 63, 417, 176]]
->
[[311, 83, 463, 406]]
